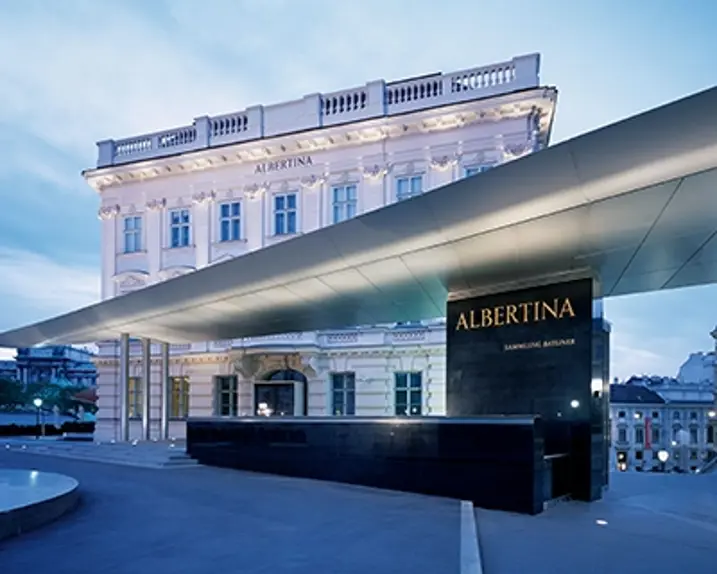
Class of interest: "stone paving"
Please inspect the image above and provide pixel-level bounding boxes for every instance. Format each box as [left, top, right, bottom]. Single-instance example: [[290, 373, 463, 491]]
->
[[476, 471, 717, 574], [0, 451, 460, 574]]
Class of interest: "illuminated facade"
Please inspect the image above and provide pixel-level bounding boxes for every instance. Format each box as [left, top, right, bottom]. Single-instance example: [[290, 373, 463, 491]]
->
[[87, 53, 557, 440]]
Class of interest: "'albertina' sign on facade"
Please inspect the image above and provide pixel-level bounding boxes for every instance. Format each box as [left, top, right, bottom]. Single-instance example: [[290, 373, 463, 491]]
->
[[254, 155, 313, 174]]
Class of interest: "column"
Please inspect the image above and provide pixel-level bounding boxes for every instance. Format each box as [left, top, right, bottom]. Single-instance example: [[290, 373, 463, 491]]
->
[[119, 333, 130, 442], [141, 338, 151, 441], [711, 326, 717, 454], [160, 342, 170, 440]]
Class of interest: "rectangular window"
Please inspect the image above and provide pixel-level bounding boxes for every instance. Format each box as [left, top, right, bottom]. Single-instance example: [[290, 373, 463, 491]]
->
[[331, 372, 356, 416], [617, 428, 627, 442], [635, 427, 644, 445], [395, 175, 423, 201], [274, 193, 298, 235], [689, 427, 698, 444], [169, 376, 190, 419], [123, 216, 142, 253], [219, 202, 241, 242], [331, 184, 358, 223], [169, 208, 191, 248], [651, 427, 660, 444], [215, 375, 238, 417], [128, 377, 142, 419], [395, 372, 422, 416], [465, 165, 492, 177]]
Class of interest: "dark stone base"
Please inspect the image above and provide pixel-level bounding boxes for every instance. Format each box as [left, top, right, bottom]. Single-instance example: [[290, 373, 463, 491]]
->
[[187, 416, 548, 515]]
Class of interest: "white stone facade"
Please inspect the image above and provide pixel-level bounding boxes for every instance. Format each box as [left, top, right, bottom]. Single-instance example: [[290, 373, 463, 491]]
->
[[87, 53, 558, 441]]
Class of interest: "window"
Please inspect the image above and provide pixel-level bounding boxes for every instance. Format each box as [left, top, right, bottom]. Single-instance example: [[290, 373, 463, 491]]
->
[[395, 372, 422, 416], [123, 216, 142, 253], [331, 372, 355, 416], [128, 377, 142, 419], [651, 411, 659, 419], [651, 427, 660, 444], [219, 202, 241, 242], [274, 193, 297, 235], [618, 410, 626, 418], [617, 428, 627, 442], [673, 411, 681, 420], [169, 209, 191, 248], [689, 428, 698, 444], [331, 185, 357, 223], [708, 425, 714, 444], [396, 175, 423, 201], [634, 411, 643, 420], [635, 427, 644, 445], [169, 376, 190, 419], [690, 411, 698, 420], [464, 165, 492, 177], [215, 375, 238, 416]]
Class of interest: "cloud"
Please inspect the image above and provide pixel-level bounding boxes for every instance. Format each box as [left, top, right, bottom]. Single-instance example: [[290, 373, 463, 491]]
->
[[0, 247, 100, 331]]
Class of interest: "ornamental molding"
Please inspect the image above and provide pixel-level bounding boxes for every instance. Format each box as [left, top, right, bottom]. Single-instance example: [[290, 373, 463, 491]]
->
[[300, 173, 328, 190], [502, 142, 532, 161], [243, 182, 269, 200], [362, 163, 392, 181], [146, 198, 166, 211], [98, 204, 120, 220], [157, 265, 196, 281], [192, 190, 216, 205], [429, 154, 460, 172]]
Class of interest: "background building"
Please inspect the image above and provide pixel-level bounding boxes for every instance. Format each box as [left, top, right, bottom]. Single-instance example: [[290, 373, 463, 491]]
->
[[88, 53, 558, 441], [0, 346, 97, 388], [609, 345, 717, 472]]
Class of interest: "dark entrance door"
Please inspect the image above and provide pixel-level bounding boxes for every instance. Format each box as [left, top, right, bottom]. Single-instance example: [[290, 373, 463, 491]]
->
[[254, 383, 294, 416]]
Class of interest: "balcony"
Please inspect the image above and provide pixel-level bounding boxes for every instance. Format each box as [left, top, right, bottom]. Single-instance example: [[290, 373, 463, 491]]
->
[[95, 54, 541, 168]]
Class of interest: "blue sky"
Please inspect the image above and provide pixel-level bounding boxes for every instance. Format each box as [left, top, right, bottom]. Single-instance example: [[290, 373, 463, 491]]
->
[[0, 0, 715, 379]]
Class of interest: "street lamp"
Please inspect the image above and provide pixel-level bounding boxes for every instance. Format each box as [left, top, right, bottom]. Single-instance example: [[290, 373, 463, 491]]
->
[[32, 398, 43, 440], [657, 449, 670, 472]]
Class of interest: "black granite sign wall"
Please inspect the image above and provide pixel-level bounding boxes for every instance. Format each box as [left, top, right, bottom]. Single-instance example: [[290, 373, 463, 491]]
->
[[446, 278, 604, 502]]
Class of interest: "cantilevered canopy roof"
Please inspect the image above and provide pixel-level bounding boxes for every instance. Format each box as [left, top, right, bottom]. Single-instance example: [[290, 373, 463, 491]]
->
[[2, 87, 717, 347]]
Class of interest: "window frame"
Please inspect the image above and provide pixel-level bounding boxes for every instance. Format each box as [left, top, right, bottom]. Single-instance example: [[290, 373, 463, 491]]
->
[[215, 375, 239, 417], [395, 175, 423, 202], [330, 372, 356, 416], [168, 208, 192, 248], [218, 201, 242, 242], [331, 184, 358, 224], [273, 192, 299, 236], [169, 376, 190, 419], [128, 376, 142, 419], [394, 371, 423, 416], [122, 215, 143, 254]]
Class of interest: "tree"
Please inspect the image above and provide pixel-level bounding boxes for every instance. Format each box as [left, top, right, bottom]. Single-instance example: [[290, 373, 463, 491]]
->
[[0, 378, 26, 411]]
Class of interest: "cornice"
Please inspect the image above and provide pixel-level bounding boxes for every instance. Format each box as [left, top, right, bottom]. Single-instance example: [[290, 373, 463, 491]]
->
[[85, 88, 556, 193]]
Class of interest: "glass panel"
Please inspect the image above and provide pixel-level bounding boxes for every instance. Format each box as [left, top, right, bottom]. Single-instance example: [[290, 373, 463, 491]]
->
[[333, 205, 342, 223], [332, 186, 344, 202], [171, 227, 180, 248], [346, 203, 356, 219], [396, 390, 407, 404], [332, 374, 344, 391], [332, 391, 344, 415], [395, 372, 407, 388], [287, 193, 296, 209], [231, 202, 240, 216], [231, 219, 240, 240], [220, 203, 230, 218], [410, 373, 422, 388], [287, 211, 296, 233], [275, 212, 285, 234], [181, 225, 190, 246], [345, 390, 355, 415], [411, 176, 422, 194], [409, 390, 422, 406], [346, 185, 357, 199], [345, 373, 355, 390], [171, 211, 180, 224], [181, 209, 190, 223], [220, 220, 230, 241], [274, 195, 285, 210], [396, 178, 408, 197], [395, 403, 408, 416]]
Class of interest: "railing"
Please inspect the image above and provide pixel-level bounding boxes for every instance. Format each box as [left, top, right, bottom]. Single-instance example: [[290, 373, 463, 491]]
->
[[96, 53, 541, 168]]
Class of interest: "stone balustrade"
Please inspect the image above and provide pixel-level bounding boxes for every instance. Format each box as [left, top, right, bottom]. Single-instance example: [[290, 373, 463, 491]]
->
[[95, 54, 540, 168], [96, 321, 448, 358]]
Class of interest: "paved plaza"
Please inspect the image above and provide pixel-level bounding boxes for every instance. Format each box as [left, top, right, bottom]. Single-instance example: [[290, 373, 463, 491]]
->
[[477, 471, 717, 574], [0, 451, 460, 574]]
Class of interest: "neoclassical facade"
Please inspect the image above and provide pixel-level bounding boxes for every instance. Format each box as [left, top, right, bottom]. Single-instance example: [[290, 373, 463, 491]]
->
[[87, 53, 558, 441]]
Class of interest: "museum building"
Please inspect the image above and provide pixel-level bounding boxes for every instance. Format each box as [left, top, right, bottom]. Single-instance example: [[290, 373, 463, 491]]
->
[[87, 53, 557, 441]]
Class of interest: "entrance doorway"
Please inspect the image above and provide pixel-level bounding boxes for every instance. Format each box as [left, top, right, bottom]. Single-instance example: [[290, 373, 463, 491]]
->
[[254, 383, 295, 417]]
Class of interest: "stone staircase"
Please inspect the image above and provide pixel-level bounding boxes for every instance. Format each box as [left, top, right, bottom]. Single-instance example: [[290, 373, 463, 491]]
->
[[2, 439, 200, 469]]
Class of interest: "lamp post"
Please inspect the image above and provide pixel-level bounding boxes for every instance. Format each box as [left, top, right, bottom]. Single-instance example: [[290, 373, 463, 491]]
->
[[657, 449, 670, 473], [33, 397, 43, 440]]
